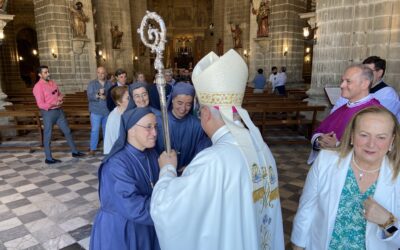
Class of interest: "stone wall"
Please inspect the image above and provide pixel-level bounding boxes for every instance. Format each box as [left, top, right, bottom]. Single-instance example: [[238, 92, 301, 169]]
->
[[130, 0, 150, 79], [308, 0, 400, 106], [33, 0, 96, 94], [212, 0, 306, 84], [249, 0, 306, 83], [93, 0, 134, 81]]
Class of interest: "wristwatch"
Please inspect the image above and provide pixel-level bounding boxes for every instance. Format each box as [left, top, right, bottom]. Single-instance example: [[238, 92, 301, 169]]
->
[[380, 213, 398, 234], [385, 224, 398, 234]]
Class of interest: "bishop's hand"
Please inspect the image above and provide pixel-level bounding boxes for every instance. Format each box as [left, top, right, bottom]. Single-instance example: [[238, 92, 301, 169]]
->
[[158, 150, 177, 169]]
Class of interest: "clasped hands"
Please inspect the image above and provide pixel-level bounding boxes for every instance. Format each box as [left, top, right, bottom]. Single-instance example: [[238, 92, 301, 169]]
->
[[317, 131, 338, 149]]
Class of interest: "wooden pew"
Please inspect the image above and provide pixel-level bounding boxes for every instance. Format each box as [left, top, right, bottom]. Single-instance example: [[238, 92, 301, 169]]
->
[[246, 105, 325, 143], [0, 110, 43, 151]]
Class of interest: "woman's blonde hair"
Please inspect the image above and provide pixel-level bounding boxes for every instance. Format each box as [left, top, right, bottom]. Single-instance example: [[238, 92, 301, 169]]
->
[[339, 106, 400, 180]]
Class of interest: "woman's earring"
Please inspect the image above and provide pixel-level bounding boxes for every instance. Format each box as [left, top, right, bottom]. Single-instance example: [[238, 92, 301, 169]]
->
[[389, 143, 393, 152]]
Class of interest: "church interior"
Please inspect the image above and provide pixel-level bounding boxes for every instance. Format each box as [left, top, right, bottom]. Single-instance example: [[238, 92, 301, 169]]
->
[[0, 0, 399, 249]]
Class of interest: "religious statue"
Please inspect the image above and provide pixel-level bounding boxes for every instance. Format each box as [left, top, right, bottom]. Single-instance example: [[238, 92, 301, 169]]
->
[[251, 0, 270, 37], [69, 1, 89, 38], [0, 0, 8, 13], [110, 25, 124, 49], [230, 24, 243, 49], [216, 38, 224, 56]]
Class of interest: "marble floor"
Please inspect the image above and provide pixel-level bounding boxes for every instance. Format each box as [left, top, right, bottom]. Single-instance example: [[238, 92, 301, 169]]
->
[[0, 141, 310, 250]]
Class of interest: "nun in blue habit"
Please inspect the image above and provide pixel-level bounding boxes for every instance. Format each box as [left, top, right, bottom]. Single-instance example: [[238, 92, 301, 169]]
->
[[155, 82, 211, 174], [90, 107, 160, 250], [128, 82, 162, 118]]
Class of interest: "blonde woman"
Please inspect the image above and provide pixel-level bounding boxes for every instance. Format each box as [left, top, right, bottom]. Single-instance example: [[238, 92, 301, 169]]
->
[[292, 106, 400, 249]]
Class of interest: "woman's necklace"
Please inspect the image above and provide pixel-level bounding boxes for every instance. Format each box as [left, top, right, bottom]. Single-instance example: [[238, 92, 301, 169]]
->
[[352, 155, 380, 181], [129, 151, 154, 189]]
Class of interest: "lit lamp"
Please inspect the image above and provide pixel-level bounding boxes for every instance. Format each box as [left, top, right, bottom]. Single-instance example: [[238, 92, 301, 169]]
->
[[51, 48, 57, 58], [209, 23, 214, 36], [283, 47, 288, 56], [32, 49, 37, 56], [306, 47, 310, 53], [243, 49, 249, 65], [303, 27, 310, 38], [96, 49, 106, 62], [0, 30, 4, 40]]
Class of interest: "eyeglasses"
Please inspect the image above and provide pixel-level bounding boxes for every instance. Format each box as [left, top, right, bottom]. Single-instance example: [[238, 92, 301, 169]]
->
[[135, 123, 157, 132], [133, 92, 148, 99]]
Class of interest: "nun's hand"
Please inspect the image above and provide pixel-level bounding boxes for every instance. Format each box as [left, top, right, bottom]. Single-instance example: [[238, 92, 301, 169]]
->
[[158, 150, 177, 169]]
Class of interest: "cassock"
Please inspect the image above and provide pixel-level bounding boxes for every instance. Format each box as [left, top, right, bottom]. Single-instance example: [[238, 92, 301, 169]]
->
[[151, 126, 259, 250], [90, 144, 160, 250], [155, 111, 211, 171], [308, 95, 380, 164]]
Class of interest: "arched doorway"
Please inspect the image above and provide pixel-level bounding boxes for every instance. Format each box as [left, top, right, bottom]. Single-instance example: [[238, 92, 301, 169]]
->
[[16, 27, 40, 87]]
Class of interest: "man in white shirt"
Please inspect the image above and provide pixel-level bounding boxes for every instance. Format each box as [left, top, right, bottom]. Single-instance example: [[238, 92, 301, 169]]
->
[[268, 66, 279, 93], [151, 50, 284, 250], [275, 66, 287, 95]]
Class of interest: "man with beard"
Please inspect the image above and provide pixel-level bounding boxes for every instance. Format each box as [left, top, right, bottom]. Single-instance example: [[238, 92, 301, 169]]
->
[[33, 66, 85, 164]]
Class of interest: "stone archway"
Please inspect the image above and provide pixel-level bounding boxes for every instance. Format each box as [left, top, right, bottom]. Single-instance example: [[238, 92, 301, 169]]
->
[[15, 27, 39, 87]]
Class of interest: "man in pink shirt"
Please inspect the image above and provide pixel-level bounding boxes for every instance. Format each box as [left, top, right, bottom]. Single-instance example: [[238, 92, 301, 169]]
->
[[33, 65, 85, 164]]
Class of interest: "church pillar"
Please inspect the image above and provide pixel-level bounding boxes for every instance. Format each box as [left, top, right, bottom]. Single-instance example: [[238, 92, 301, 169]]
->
[[130, 0, 151, 79], [0, 13, 14, 108], [32, 0, 96, 93], [1, 1, 26, 94], [248, 0, 306, 85], [93, 0, 134, 80], [308, 0, 400, 112]]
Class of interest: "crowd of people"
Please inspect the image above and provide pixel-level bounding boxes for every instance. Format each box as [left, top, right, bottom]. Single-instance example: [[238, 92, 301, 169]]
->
[[31, 52, 399, 249]]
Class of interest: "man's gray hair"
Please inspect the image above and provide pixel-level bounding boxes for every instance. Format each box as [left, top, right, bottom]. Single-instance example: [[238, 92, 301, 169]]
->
[[347, 64, 374, 89], [202, 105, 223, 120]]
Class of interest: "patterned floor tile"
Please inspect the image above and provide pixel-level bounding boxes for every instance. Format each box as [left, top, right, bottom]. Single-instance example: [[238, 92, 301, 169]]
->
[[0, 142, 311, 249], [3, 234, 39, 250]]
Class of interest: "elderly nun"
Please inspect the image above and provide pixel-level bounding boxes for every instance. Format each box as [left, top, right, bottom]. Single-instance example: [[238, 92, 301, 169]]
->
[[90, 107, 160, 250]]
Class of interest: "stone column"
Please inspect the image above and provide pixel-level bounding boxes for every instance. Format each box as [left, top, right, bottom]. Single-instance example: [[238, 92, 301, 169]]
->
[[308, 0, 400, 110], [248, 0, 306, 84], [0, 13, 13, 109], [130, 0, 151, 78], [93, 0, 134, 80], [33, 0, 96, 93], [212, 0, 225, 54]]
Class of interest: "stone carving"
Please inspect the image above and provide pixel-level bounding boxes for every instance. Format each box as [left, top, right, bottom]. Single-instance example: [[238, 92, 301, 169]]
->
[[110, 25, 124, 49], [69, 1, 89, 38], [230, 23, 243, 49], [0, 0, 8, 13], [251, 0, 269, 37]]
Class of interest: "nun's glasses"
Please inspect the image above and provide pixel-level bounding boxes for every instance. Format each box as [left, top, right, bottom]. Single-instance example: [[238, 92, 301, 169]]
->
[[135, 123, 157, 132]]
